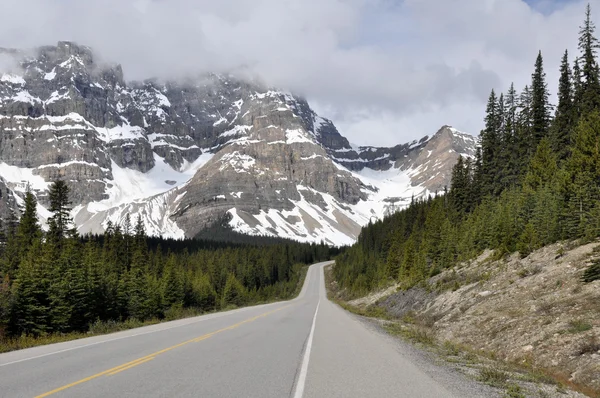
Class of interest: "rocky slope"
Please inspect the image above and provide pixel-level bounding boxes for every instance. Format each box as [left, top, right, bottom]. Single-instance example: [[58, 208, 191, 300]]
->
[[344, 243, 600, 396], [0, 42, 477, 245]]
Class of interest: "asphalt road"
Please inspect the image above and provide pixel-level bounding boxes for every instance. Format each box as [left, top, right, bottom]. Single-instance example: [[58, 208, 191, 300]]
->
[[0, 261, 492, 398]]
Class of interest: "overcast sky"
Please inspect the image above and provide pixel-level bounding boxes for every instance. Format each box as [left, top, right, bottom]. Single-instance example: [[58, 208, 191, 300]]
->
[[0, 0, 596, 146]]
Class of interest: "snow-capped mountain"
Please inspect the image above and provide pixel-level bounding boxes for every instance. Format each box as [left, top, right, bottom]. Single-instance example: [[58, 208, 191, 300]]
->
[[0, 42, 477, 245]]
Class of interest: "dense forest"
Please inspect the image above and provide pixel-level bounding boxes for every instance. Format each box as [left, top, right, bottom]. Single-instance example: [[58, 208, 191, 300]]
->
[[0, 181, 334, 339], [335, 4, 600, 297]]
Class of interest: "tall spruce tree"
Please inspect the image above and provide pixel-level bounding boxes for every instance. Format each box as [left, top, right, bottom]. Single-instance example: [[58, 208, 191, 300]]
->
[[500, 84, 520, 188], [573, 57, 584, 118], [551, 50, 574, 162], [565, 110, 600, 238], [516, 85, 534, 174], [47, 180, 75, 245], [480, 90, 503, 196], [579, 3, 600, 114], [16, 188, 41, 258], [449, 156, 470, 214], [530, 51, 552, 149]]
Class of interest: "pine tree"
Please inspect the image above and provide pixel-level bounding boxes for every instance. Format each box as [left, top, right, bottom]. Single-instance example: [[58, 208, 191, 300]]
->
[[222, 273, 247, 307], [16, 188, 41, 258], [501, 84, 520, 188], [162, 254, 184, 309], [1, 210, 20, 280], [471, 146, 483, 205], [564, 111, 600, 237], [480, 90, 503, 196], [517, 85, 534, 172], [9, 240, 50, 336], [47, 180, 75, 246], [578, 4, 600, 114], [504, 83, 518, 137], [582, 260, 600, 282], [122, 214, 133, 269], [449, 156, 471, 214], [524, 138, 559, 191], [573, 57, 584, 118], [551, 50, 574, 161], [531, 51, 552, 148]]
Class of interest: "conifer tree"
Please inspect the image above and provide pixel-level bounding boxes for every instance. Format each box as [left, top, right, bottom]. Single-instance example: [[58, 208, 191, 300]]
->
[[471, 146, 483, 205], [573, 57, 584, 118], [47, 180, 74, 245], [551, 50, 574, 161], [9, 240, 49, 336], [565, 111, 600, 237], [517, 85, 534, 172], [480, 90, 503, 196], [222, 273, 247, 307], [16, 188, 41, 258], [578, 4, 600, 114], [1, 210, 20, 279], [524, 138, 559, 191], [449, 156, 471, 214], [163, 254, 184, 308], [504, 83, 518, 137], [531, 51, 552, 148], [501, 84, 520, 188]]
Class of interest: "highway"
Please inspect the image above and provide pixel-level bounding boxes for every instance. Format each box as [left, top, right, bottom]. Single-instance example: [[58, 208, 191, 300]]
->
[[0, 261, 491, 398]]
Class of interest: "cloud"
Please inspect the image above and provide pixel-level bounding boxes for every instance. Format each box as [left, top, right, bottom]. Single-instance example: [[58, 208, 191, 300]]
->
[[0, 0, 596, 146]]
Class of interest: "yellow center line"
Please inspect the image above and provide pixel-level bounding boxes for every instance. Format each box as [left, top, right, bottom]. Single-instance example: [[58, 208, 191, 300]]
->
[[34, 304, 291, 398], [107, 357, 155, 376]]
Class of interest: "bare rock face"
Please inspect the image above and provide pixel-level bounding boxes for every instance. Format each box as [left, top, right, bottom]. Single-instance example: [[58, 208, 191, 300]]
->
[[0, 42, 478, 244], [396, 126, 478, 193], [173, 91, 369, 237]]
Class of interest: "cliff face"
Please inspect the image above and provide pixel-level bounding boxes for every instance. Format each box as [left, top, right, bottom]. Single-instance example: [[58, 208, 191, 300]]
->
[[0, 42, 477, 245]]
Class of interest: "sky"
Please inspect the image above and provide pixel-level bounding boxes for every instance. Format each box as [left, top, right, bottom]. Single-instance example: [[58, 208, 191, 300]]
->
[[0, 0, 596, 146]]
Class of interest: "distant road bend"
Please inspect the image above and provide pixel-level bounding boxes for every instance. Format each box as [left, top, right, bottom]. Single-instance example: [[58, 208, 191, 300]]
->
[[0, 262, 480, 398]]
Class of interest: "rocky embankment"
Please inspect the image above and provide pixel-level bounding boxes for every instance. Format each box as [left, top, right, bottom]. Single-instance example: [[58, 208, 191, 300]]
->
[[336, 242, 600, 397]]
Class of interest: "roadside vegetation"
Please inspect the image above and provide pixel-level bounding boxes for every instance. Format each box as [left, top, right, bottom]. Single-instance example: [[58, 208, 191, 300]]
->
[[334, 4, 600, 298], [332, 4, 600, 397], [326, 263, 596, 398], [0, 180, 332, 353]]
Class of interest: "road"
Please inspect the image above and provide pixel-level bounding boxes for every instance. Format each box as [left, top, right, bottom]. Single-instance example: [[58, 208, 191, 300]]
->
[[0, 261, 491, 398]]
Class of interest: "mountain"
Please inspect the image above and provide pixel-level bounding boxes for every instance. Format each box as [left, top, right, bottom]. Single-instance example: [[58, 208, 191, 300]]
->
[[0, 42, 477, 245]]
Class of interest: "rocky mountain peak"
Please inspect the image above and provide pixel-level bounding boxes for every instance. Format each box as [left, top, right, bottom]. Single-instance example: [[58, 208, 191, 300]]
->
[[0, 42, 478, 245], [405, 126, 477, 192]]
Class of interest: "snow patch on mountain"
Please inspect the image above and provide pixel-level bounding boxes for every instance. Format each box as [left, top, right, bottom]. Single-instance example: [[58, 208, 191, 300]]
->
[[1, 73, 25, 85], [0, 162, 50, 192], [84, 152, 214, 213], [224, 164, 431, 246]]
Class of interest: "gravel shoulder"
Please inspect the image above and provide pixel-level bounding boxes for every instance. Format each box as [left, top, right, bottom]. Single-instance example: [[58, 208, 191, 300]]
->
[[326, 247, 599, 398]]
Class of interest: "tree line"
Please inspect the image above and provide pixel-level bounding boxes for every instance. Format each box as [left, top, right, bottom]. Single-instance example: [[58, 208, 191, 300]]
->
[[0, 181, 334, 339], [334, 4, 600, 296]]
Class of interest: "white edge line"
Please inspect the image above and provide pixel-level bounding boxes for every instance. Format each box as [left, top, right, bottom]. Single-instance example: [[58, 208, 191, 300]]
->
[[0, 263, 325, 368], [293, 299, 320, 398], [0, 301, 280, 368]]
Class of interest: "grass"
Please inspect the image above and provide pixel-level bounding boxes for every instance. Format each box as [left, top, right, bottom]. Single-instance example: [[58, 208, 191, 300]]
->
[[567, 319, 593, 334], [478, 366, 509, 388], [0, 332, 91, 354], [384, 322, 436, 346], [504, 383, 526, 398]]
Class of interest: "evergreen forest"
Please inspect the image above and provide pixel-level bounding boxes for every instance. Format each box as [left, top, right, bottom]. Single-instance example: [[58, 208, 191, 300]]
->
[[334, 4, 600, 296], [0, 180, 334, 342]]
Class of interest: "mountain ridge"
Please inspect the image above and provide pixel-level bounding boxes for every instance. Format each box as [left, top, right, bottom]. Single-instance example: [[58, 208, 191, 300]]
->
[[0, 42, 477, 245]]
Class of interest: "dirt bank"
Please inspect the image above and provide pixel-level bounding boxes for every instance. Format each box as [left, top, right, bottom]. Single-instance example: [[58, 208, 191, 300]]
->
[[333, 241, 600, 397]]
